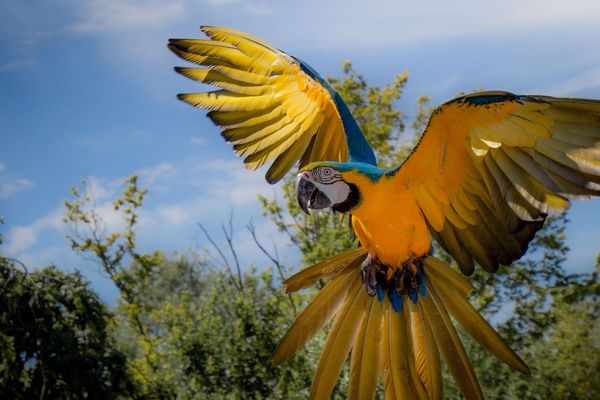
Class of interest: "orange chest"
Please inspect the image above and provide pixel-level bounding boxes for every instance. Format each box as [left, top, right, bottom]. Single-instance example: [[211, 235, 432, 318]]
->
[[350, 189, 431, 268]]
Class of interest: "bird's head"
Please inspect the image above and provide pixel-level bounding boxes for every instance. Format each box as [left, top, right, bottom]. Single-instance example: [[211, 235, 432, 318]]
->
[[296, 162, 366, 214]]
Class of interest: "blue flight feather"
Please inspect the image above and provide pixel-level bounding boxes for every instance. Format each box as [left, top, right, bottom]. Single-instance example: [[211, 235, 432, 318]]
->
[[389, 289, 403, 313], [463, 93, 516, 105], [292, 56, 377, 165], [332, 93, 377, 165]]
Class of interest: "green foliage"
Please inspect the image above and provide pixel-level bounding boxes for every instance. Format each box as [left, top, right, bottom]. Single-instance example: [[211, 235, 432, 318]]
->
[[62, 177, 333, 399], [0, 259, 132, 399], [1, 62, 598, 400]]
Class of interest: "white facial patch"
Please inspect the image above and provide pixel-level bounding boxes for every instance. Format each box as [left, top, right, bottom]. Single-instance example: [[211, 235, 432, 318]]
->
[[314, 180, 351, 206]]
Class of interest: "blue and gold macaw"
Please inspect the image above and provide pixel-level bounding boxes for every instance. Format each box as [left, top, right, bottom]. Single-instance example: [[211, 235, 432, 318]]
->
[[169, 26, 600, 399]]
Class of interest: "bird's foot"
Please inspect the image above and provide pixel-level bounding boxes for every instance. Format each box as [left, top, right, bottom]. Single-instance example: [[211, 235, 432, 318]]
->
[[360, 253, 387, 297], [391, 254, 426, 303]]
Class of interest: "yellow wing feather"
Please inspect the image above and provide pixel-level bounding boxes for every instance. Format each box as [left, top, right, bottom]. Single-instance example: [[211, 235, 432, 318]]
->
[[393, 92, 600, 274], [170, 26, 349, 183]]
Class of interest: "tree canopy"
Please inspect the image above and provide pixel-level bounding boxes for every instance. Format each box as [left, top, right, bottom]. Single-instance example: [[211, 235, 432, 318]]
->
[[1, 64, 598, 399]]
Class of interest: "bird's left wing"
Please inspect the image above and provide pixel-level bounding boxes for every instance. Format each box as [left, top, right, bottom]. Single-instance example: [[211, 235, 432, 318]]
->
[[169, 26, 376, 183], [391, 91, 600, 275]]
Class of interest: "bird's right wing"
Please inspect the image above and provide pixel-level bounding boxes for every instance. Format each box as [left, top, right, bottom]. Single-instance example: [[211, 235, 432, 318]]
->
[[169, 26, 376, 183]]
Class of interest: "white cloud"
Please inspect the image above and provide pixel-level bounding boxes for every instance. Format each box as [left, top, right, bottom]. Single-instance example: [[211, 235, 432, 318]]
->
[[4, 208, 64, 256], [204, 0, 239, 5], [202, 0, 273, 15], [0, 178, 33, 198], [190, 136, 206, 146], [137, 162, 178, 185], [156, 204, 190, 225], [0, 163, 34, 198], [70, 0, 185, 34], [228, 0, 600, 51], [0, 58, 35, 72], [244, 2, 274, 16], [2, 158, 274, 263], [3, 176, 126, 258], [535, 67, 600, 96]]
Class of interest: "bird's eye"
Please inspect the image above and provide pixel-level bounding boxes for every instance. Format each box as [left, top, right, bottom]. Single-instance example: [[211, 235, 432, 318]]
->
[[313, 166, 337, 183]]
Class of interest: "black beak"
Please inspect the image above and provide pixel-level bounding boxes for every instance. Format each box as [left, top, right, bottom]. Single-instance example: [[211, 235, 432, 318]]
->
[[297, 175, 331, 215]]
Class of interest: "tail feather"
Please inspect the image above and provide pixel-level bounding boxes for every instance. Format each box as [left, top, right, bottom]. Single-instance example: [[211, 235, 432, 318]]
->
[[283, 247, 367, 292], [422, 284, 485, 400], [381, 300, 410, 400], [409, 301, 443, 400], [349, 296, 384, 400], [272, 270, 361, 366], [402, 303, 433, 400], [310, 275, 365, 400], [427, 269, 529, 373], [275, 253, 529, 399]]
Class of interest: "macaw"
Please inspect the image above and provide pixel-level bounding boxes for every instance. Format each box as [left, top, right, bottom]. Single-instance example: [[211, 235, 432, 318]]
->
[[169, 26, 600, 399]]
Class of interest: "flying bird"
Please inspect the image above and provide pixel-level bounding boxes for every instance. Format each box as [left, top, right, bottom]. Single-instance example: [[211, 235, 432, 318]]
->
[[169, 26, 600, 399]]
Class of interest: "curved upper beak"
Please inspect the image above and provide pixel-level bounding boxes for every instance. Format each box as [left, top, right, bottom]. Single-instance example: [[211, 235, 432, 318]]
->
[[296, 173, 331, 215]]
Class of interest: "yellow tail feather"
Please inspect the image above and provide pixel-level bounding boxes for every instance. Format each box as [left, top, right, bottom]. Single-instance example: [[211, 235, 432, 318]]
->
[[275, 252, 528, 400]]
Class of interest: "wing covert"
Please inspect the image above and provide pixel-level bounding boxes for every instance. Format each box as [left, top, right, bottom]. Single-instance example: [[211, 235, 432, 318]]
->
[[170, 26, 376, 183], [392, 91, 600, 274]]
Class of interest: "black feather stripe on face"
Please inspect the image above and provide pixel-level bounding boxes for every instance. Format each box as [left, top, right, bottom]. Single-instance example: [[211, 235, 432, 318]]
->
[[332, 183, 360, 213]]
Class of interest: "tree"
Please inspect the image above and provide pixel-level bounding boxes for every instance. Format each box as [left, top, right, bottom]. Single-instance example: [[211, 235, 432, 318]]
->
[[0, 228, 132, 399], [63, 178, 325, 399]]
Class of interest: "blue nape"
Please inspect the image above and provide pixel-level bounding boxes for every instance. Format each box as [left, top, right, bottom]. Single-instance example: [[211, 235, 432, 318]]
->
[[292, 56, 377, 166]]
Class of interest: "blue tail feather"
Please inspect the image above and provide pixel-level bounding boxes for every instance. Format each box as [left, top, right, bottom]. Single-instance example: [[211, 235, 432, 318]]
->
[[408, 286, 418, 304], [389, 289, 403, 313], [376, 283, 384, 302], [417, 265, 427, 298]]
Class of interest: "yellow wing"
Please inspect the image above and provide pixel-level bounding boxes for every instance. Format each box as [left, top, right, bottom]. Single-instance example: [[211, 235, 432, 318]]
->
[[169, 26, 355, 183], [393, 91, 600, 274]]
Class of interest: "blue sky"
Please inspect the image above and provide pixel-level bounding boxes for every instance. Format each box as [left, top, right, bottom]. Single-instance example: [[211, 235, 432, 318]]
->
[[1, 0, 600, 303]]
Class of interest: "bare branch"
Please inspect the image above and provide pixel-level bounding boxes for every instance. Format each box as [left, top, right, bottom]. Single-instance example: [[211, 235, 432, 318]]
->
[[247, 220, 297, 315], [198, 222, 241, 291], [222, 209, 243, 291]]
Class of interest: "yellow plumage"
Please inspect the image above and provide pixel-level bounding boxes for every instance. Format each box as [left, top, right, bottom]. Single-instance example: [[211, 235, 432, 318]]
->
[[276, 252, 528, 400], [171, 26, 600, 400], [169, 27, 349, 183]]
